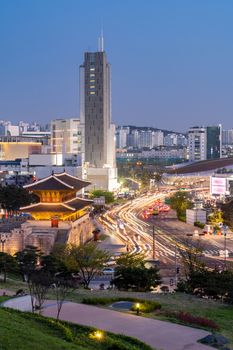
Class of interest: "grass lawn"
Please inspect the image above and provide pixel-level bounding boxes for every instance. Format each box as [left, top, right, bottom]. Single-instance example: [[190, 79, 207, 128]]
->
[[60, 289, 233, 349], [2, 279, 233, 349], [0, 307, 153, 350]]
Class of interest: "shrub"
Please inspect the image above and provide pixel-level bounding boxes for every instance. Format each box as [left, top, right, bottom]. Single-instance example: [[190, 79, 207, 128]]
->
[[178, 215, 186, 222], [175, 311, 219, 330], [82, 297, 161, 313], [194, 221, 205, 229], [131, 301, 161, 313]]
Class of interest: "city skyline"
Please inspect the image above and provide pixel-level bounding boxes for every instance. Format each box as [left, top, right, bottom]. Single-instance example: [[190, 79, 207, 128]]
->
[[1, 0, 233, 131]]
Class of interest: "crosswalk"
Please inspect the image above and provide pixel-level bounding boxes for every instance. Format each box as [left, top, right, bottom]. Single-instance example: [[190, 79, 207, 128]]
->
[[152, 249, 232, 258]]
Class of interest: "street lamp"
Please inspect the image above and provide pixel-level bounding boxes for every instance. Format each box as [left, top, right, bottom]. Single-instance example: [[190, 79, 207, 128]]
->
[[0, 234, 7, 253], [221, 225, 228, 269]]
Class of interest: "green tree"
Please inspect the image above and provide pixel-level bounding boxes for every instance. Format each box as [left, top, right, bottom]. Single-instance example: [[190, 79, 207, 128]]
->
[[113, 251, 161, 291], [112, 265, 161, 292], [14, 246, 41, 282], [170, 191, 193, 218], [70, 242, 110, 288], [116, 252, 145, 268], [28, 269, 52, 313], [208, 209, 223, 228], [221, 200, 233, 229], [91, 190, 115, 204], [0, 185, 38, 215], [0, 252, 17, 282]]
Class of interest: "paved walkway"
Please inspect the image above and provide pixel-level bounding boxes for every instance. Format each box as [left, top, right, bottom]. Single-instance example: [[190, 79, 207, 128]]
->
[[2, 296, 215, 350]]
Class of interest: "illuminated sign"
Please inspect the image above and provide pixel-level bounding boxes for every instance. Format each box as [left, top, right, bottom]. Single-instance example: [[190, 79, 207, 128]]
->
[[211, 177, 227, 195]]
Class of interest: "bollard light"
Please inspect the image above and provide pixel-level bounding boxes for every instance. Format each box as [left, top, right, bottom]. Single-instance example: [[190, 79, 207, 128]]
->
[[136, 303, 140, 315]]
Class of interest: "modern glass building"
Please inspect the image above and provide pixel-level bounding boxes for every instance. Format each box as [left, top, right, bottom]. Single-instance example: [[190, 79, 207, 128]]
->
[[206, 125, 222, 160]]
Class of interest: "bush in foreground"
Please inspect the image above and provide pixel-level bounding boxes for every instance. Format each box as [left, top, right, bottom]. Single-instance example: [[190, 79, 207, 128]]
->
[[82, 296, 161, 313], [163, 310, 219, 330]]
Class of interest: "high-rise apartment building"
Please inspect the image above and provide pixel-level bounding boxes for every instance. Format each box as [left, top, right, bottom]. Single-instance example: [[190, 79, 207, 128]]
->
[[116, 126, 129, 149], [188, 126, 207, 162], [152, 131, 164, 147], [80, 49, 115, 168]]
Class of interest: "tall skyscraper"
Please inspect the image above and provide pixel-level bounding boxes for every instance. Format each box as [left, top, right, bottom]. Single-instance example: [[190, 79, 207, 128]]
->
[[79, 37, 117, 191], [80, 42, 115, 168]]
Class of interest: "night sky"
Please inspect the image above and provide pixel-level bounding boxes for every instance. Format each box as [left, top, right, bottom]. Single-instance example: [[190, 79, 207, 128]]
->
[[1, 0, 233, 131]]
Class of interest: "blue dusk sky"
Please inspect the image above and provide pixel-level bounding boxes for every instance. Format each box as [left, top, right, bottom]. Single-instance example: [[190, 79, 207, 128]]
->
[[0, 0, 233, 131]]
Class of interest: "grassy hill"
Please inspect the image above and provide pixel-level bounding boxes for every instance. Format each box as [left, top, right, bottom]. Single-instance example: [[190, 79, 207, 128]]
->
[[0, 307, 152, 350]]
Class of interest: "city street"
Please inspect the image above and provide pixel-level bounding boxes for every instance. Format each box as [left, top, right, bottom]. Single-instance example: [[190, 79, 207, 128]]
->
[[99, 191, 233, 275]]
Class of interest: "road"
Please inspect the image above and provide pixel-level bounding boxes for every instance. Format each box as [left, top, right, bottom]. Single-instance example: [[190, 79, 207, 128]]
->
[[98, 189, 233, 275]]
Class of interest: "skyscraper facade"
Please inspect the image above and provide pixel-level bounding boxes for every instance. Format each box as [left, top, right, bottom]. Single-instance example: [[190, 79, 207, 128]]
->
[[80, 50, 115, 168], [206, 125, 222, 160]]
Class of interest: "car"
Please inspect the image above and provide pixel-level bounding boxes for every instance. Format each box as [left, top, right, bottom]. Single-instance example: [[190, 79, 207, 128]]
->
[[102, 267, 115, 275]]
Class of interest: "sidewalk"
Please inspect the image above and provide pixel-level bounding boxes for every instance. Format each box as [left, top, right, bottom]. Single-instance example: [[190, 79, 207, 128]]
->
[[2, 296, 215, 350]]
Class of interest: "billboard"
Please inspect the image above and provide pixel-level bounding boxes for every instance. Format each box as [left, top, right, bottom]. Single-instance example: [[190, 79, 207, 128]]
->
[[211, 177, 227, 195]]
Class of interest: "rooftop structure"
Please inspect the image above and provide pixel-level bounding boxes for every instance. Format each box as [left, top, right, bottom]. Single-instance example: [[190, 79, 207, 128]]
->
[[20, 171, 92, 222]]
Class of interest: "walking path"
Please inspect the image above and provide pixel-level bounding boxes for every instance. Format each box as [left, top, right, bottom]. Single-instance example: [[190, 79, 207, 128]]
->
[[2, 296, 215, 350]]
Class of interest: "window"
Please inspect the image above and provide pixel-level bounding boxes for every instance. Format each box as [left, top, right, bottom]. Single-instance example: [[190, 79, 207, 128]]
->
[[90, 91, 95, 95], [90, 68, 95, 71]]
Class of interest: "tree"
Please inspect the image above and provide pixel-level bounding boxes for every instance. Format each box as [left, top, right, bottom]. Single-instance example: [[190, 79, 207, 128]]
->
[[170, 191, 193, 218], [14, 246, 41, 282], [177, 239, 208, 294], [112, 265, 161, 292], [116, 252, 145, 268], [91, 190, 115, 204], [178, 238, 206, 279], [222, 200, 233, 229], [41, 251, 76, 320], [0, 252, 17, 282], [0, 185, 38, 215], [70, 242, 110, 288], [112, 251, 161, 292], [53, 273, 75, 320], [28, 269, 52, 313]]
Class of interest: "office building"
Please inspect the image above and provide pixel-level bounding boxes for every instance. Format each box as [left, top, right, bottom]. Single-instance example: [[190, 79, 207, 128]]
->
[[79, 38, 117, 190], [206, 125, 222, 160], [188, 126, 207, 162], [222, 129, 233, 145]]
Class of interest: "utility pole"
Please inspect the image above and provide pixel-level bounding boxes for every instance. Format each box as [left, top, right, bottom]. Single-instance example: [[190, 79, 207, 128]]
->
[[152, 225, 155, 260], [174, 244, 177, 286], [223, 225, 228, 270]]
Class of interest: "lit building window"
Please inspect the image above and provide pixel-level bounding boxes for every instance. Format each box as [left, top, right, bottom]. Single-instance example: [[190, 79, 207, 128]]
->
[[90, 68, 95, 71], [90, 85, 95, 89], [90, 74, 95, 77], [90, 92, 95, 95]]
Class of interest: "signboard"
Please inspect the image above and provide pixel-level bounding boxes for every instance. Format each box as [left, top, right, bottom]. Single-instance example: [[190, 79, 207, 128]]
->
[[211, 177, 227, 195], [93, 196, 105, 206]]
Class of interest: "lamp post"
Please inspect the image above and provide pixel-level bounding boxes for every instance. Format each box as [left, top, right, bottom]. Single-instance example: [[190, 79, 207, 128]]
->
[[0, 234, 6, 253], [221, 224, 228, 270], [152, 225, 155, 260], [135, 303, 140, 315]]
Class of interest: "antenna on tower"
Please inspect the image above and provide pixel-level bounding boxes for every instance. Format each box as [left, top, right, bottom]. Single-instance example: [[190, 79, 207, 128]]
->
[[98, 25, 104, 52]]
